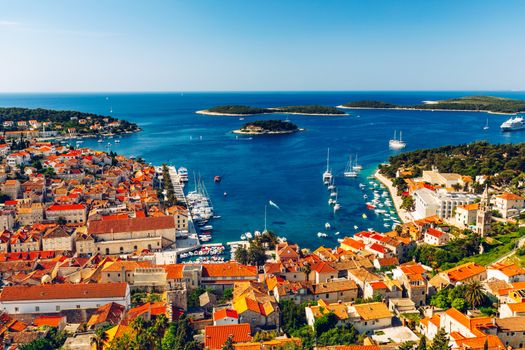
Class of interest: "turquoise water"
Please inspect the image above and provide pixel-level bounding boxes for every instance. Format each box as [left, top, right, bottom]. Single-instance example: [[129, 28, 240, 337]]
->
[[1, 91, 525, 249]]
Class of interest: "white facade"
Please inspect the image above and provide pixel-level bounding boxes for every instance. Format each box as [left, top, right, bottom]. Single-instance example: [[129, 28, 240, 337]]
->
[[413, 188, 478, 220]]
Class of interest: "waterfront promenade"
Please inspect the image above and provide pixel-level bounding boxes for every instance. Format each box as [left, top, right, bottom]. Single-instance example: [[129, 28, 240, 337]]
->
[[374, 170, 412, 224]]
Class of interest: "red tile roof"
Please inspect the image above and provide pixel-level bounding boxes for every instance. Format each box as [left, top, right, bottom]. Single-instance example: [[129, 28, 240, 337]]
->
[[33, 315, 65, 328], [47, 204, 85, 211], [205, 323, 251, 350], [201, 262, 257, 278], [213, 309, 239, 321], [88, 216, 175, 234], [0, 283, 128, 302]]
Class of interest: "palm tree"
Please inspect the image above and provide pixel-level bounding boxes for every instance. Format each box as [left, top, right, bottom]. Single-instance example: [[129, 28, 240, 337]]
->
[[464, 281, 486, 308], [304, 263, 311, 282], [91, 331, 109, 350]]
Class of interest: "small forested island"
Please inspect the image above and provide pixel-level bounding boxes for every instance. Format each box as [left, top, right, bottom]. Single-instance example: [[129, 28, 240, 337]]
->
[[340, 96, 525, 114], [233, 119, 302, 135], [0, 107, 140, 138], [379, 141, 525, 188], [197, 104, 346, 116]]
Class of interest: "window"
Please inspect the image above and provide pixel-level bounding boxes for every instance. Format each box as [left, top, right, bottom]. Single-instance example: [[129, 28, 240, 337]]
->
[[35, 306, 39, 311], [56, 306, 60, 311], [326, 294, 329, 298], [14, 307, 19, 312], [76, 305, 81, 309]]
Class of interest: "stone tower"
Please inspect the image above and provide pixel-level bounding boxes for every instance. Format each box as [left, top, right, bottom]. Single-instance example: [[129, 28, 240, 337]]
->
[[476, 185, 492, 236]]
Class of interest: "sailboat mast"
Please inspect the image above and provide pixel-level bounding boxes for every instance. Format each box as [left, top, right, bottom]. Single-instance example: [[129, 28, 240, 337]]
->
[[399, 131, 402, 142], [326, 148, 330, 171], [264, 205, 267, 231]]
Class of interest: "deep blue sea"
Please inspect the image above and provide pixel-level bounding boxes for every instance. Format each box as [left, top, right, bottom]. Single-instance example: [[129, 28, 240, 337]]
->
[[1, 91, 525, 249]]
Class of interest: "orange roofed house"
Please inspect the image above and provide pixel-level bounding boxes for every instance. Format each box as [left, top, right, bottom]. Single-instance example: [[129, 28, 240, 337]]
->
[[200, 262, 257, 291], [0, 283, 130, 317], [430, 262, 487, 290], [87, 216, 177, 255], [204, 323, 251, 350], [494, 192, 525, 218]]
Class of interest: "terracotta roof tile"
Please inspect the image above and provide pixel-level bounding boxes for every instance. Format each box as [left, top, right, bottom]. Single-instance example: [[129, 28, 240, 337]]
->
[[205, 324, 251, 350], [0, 282, 128, 301]]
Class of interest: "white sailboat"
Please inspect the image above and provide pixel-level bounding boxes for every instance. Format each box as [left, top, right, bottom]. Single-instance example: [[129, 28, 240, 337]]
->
[[483, 118, 489, 130], [389, 130, 406, 149], [352, 154, 363, 171], [344, 155, 358, 177], [322, 148, 333, 185]]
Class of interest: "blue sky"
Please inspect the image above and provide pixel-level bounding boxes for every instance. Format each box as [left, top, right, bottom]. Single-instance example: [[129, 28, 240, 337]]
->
[[1, 0, 524, 92]]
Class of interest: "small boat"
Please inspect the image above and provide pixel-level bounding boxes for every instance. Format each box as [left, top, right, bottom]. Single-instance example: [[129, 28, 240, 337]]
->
[[366, 203, 376, 210], [202, 225, 213, 231], [330, 191, 337, 198], [213, 215, 221, 219], [214, 176, 221, 183], [363, 194, 368, 199], [335, 231, 340, 235], [362, 213, 367, 219], [359, 183, 366, 189], [98, 139, 103, 143], [317, 232, 328, 238], [325, 222, 331, 230], [334, 203, 341, 212], [245, 232, 253, 239], [240, 234, 247, 240], [353, 225, 359, 230], [224, 192, 228, 196], [483, 117, 489, 130], [328, 198, 336, 205], [114, 139, 120, 143], [239, 117, 245, 121]]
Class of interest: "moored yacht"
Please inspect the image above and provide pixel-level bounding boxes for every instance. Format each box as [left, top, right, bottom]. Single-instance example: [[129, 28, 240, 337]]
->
[[389, 130, 406, 149], [500, 116, 525, 131]]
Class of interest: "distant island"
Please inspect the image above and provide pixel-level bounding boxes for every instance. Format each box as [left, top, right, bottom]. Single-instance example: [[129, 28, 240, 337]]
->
[[339, 96, 525, 114], [232, 120, 302, 135], [197, 104, 346, 116], [0, 107, 140, 138]]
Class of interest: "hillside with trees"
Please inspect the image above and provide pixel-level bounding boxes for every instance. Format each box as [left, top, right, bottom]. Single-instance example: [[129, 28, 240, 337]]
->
[[0, 107, 140, 135], [379, 141, 525, 189]]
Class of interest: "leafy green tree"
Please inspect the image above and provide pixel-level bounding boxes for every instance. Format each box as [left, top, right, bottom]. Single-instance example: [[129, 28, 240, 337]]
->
[[398, 341, 417, 350], [418, 335, 427, 350], [430, 328, 450, 350], [451, 298, 467, 312], [91, 331, 109, 350], [316, 325, 358, 346], [314, 312, 338, 337]]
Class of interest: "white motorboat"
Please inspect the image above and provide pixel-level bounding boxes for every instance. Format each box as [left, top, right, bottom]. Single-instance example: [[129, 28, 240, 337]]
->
[[325, 222, 331, 230], [389, 130, 406, 149], [334, 203, 341, 212], [500, 116, 525, 131], [317, 232, 328, 238]]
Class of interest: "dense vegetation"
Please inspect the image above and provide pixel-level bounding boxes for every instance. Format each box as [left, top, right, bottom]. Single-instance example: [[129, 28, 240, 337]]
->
[[408, 231, 482, 270], [275, 105, 345, 115], [205, 104, 345, 115], [342, 100, 398, 109], [0, 107, 139, 134], [207, 105, 270, 115], [343, 95, 525, 113], [430, 282, 495, 315], [379, 141, 525, 189], [20, 328, 68, 350], [234, 230, 280, 266], [102, 316, 202, 350], [240, 120, 299, 133]]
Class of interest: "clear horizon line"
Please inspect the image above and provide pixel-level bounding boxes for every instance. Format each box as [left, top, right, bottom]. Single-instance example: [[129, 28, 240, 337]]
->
[[0, 89, 523, 94]]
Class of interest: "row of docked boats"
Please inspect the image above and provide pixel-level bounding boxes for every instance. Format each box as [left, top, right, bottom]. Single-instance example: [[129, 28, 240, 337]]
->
[[363, 180, 401, 230]]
